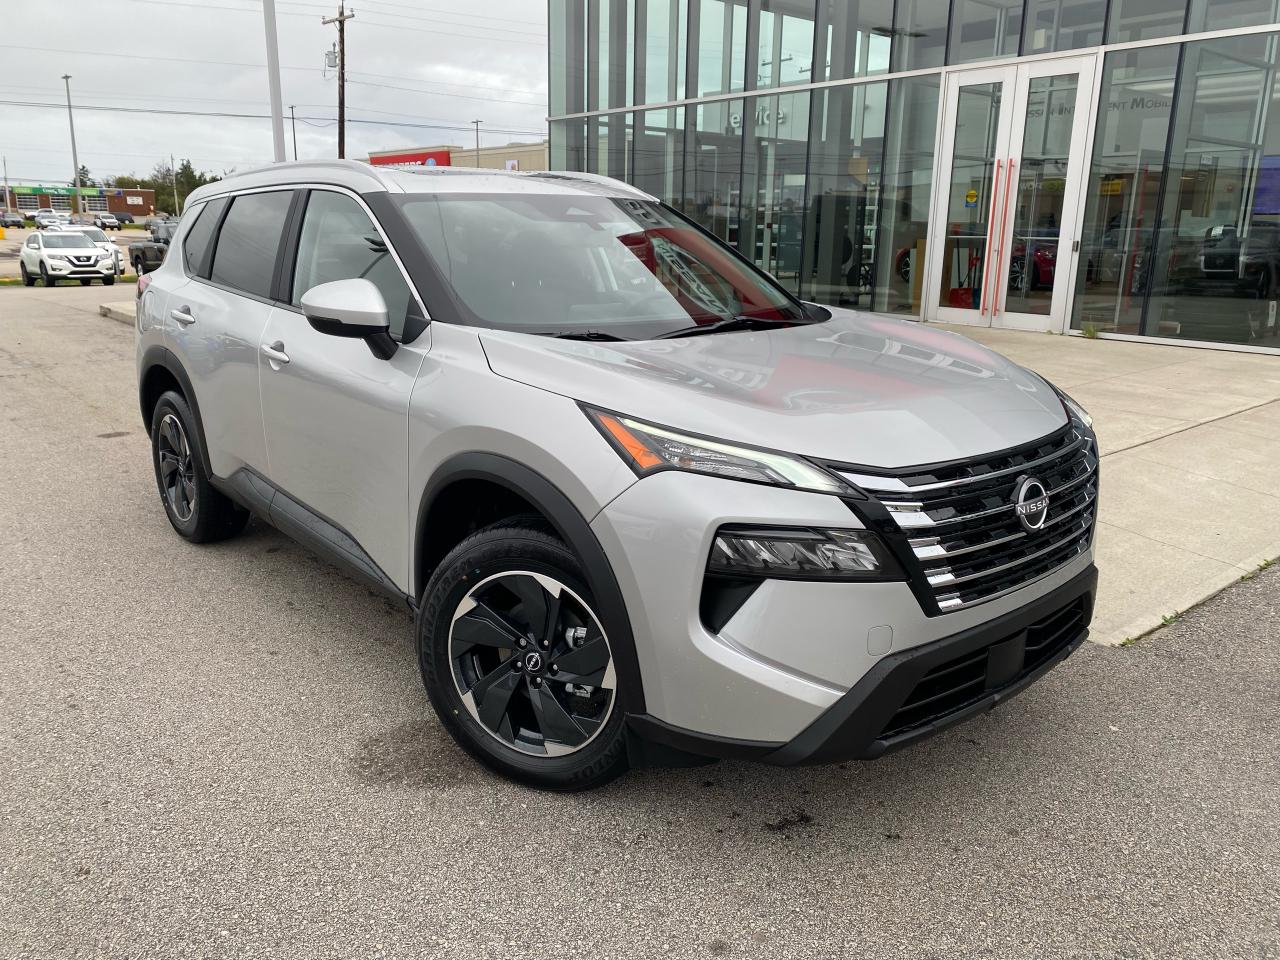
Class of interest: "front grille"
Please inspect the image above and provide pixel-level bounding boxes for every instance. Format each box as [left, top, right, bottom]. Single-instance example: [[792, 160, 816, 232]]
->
[[839, 416, 1098, 612], [879, 595, 1088, 740]]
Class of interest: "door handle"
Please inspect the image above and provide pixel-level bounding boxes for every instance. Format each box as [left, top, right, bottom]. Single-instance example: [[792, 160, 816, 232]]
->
[[170, 306, 196, 325], [261, 340, 290, 366], [980, 158, 1003, 316]]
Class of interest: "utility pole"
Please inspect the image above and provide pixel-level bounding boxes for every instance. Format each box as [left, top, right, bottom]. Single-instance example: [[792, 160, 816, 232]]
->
[[61, 75, 81, 217], [322, 2, 355, 159], [262, 0, 287, 162], [289, 105, 298, 160], [472, 119, 482, 168], [3, 156, 10, 213], [171, 153, 179, 214]]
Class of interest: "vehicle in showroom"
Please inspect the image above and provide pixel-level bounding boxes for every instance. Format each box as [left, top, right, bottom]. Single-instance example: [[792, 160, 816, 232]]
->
[[93, 212, 120, 230], [136, 161, 1098, 790], [68, 226, 125, 275], [20, 229, 118, 286]]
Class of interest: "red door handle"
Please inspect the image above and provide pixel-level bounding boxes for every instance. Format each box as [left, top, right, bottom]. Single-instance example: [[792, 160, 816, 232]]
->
[[991, 157, 1017, 318], [980, 159, 1002, 316]]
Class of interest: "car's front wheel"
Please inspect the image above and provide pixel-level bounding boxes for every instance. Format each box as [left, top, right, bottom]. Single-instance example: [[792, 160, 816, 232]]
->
[[419, 522, 630, 791], [40, 264, 56, 287], [20, 263, 34, 287], [149, 390, 249, 543]]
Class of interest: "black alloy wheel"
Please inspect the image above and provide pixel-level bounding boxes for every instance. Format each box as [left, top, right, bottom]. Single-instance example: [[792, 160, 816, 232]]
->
[[450, 570, 616, 759], [40, 264, 56, 287], [156, 412, 197, 522]]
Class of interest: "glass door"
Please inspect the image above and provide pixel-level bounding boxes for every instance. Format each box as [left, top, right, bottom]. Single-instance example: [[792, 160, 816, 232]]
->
[[926, 55, 1097, 331]]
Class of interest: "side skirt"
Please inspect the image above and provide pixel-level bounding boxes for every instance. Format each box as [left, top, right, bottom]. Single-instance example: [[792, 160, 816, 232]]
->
[[212, 468, 414, 611]]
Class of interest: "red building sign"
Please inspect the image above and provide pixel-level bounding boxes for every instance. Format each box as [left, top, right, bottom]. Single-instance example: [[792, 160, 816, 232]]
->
[[368, 149, 452, 167]]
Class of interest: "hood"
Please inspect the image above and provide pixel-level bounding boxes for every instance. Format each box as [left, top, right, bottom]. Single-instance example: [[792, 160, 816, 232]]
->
[[479, 309, 1068, 470]]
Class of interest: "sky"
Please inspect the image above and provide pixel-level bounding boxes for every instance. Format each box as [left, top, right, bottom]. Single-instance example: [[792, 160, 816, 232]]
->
[[0, 0, 548, 187]]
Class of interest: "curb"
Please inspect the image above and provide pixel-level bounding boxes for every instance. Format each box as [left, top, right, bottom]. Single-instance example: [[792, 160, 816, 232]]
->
[[99, 302, 135, 326]]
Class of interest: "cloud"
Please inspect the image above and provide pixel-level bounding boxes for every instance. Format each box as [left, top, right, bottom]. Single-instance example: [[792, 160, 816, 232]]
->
[[0, 0, 547, 185]]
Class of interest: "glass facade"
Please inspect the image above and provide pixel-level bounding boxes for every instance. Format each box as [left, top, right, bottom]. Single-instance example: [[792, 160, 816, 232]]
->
[[550, 0, 1280, 349]]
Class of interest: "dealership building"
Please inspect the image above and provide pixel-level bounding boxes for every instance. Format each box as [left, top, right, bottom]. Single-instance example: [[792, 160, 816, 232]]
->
[[3, 185, 158, 216], [548, 0, 1280, 351]]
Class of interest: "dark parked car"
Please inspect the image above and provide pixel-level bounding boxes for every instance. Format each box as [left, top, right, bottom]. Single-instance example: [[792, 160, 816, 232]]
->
[[114, 212, 136, 225], [129, 220, 175, 274]]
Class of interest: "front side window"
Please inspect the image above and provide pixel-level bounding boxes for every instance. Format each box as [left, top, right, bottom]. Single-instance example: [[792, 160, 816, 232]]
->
[[396, 193, 803, 340], [209, 190, 293, 298], [291, 191, 415, 339]]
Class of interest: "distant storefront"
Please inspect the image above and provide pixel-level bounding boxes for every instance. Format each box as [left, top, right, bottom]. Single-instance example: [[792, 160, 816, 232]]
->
[[368, 140, 549, 172], [4, 185, 157, 216]]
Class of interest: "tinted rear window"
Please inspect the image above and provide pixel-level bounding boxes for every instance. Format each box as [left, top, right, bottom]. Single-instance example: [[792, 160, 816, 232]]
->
[[183, 197, 227, 277], [209, 191, 293, 298]]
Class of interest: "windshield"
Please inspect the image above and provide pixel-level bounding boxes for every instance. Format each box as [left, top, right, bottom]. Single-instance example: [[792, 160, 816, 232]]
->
[[76, 228, 108, 242], [43, 234, 97, 249], [396, 194, 804, 339]]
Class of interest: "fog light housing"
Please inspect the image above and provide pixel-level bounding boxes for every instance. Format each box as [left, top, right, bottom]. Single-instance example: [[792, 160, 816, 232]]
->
[[708, 526, 902, 581]]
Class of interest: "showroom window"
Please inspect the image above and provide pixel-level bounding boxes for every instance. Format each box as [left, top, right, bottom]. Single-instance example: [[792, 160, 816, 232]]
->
[[813, 0, 891, 81], [754, 0, 817, 89], [740, 90, 811, 286], [634, 107, 686, 203], [692, 0, 748, 96], [891, 0, 948, 71], [587, 112, 633, 180], [1022, 0, 1106, 55], [949, 0, 1024, 63], [639, 0, 688, 103], [682, 98, 745, 244]]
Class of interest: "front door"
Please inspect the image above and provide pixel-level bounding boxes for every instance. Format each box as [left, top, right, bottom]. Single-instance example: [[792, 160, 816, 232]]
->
[[926, 55, 1097, 332]]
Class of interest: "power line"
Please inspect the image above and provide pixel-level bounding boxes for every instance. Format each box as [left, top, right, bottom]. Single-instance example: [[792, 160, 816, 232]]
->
[[0, 98, 545, 137]]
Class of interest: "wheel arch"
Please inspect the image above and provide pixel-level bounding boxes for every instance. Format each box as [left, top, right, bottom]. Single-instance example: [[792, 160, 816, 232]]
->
[[138, 346, 213, 477], [415, 452, 646, 715]]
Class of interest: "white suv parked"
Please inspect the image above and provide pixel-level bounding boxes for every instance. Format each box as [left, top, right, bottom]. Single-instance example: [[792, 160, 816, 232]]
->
[[20, 231, 118, 286], [136, 161, 1099, 790]]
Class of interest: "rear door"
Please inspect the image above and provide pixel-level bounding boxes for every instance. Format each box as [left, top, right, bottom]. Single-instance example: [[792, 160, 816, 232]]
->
[[165, 189, 296, 479], [257, 188, 428, 592]]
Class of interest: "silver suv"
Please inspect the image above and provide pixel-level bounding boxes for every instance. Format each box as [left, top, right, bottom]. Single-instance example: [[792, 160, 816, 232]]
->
[[136, 161, 1099, 790]]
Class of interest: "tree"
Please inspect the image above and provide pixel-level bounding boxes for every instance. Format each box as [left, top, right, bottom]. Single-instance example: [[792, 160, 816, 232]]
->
[[98, 159, 223, 213], [75, 164, 95, 187]]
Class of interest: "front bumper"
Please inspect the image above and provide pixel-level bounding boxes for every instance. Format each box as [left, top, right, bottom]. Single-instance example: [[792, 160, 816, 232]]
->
[[46, 258, 114, 278], [628, 563, 1094, 765]]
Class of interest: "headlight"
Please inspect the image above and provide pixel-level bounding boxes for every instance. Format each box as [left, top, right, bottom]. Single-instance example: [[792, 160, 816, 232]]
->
[[47, 253, 70, 262], [586, 407, 848, 494], [709, 526, 901, 581], [98, 254, 114, 264], [1058, 391, 1093, 429]]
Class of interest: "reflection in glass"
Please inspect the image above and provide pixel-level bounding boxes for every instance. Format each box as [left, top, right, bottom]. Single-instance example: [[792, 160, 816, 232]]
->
[[755, 0, 816, 89], [1143, 34, 1280, 347], [949, 0, 1023, 64], [813, 0, 892, 82], [684, 98, 745, 246], [634, 107, 686, 204], [937, 82, 1004, 313], [891, 0, 948, 71], [588, 0, 633, 111], [641, 0, 688, 104], [1072, 47, 1179, 335], [587, 112, 633, 181], [1005, 74, 1078, 317], [550, 118, 588, 173], [1187, 0, 1280, 33], [741, 91, 811, 290], [802, 83, 887, 306], [550, 0, 587, 116], [875, 75, 940, 315], [1023, 0, 1105, 56], [1107, 0, 1187, 42], [695, 0, 748, 96]]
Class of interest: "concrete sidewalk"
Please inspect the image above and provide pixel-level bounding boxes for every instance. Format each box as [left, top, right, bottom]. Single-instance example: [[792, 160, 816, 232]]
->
[[94, 294, 1279, 646], [937, 324, 1280, 645]]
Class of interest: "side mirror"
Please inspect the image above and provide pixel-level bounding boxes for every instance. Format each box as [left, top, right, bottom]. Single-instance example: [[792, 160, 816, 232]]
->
[[300, 278, 397, 360]]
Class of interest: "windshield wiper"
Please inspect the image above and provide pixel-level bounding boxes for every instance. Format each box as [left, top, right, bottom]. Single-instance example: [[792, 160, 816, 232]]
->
[[550, 330, 630, 342], [654, 314, 811, 340]]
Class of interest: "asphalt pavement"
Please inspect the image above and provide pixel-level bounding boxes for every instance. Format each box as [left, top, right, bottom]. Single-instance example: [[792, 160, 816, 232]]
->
[[1, 285, 1277, 960]]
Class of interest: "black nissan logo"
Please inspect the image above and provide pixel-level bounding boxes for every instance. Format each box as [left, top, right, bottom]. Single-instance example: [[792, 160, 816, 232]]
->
[[1013, 475, 1050, 532]]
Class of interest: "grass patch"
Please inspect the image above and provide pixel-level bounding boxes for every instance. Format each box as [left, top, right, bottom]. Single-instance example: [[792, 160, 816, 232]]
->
[[0, 275, 138, 288], [1081, 322, 1102, 339]]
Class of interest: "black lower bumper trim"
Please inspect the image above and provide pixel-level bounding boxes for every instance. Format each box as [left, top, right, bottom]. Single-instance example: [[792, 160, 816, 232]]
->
[[628, 564, 1097, 767]]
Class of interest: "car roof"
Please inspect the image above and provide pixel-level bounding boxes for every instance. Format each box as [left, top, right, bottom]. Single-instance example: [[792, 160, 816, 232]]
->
[[185, 159, 655, 207]]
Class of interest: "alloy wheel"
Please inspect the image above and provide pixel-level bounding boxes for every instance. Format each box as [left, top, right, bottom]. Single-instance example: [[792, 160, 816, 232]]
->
[[157, 413, 197, 522], [449, 571, 616, 758]]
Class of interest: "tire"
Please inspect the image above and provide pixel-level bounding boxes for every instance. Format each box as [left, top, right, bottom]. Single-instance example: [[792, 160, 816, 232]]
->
[[418, 522, 630, 791], [149, 390, 250, 543], [40, 264, 56, 287], [133, 258, 145, 275], [79, 278, 92, 286], [20, 263, 34, 287], [103, 275, 116, 286]]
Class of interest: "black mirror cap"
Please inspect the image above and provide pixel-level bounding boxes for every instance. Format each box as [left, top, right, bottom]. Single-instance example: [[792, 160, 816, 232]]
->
[[305, 313, 398, 360]]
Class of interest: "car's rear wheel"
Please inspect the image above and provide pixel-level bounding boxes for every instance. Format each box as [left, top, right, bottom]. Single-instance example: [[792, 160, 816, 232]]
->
[[133, 258, 145, 275], [149, 390, 250, 543], [419, 522, 629, 791]]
